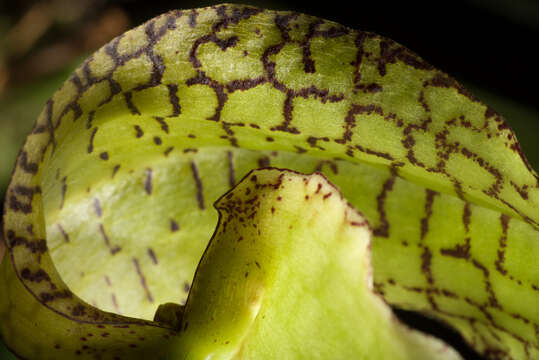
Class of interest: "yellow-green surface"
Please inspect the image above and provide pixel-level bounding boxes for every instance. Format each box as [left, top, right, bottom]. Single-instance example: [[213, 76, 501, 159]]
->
[[172, 169, 460, 359], [1, 4, 537, 359]]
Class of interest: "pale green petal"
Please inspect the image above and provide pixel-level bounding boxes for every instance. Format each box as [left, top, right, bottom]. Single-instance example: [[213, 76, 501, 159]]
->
[[173, 169, 461, 360]]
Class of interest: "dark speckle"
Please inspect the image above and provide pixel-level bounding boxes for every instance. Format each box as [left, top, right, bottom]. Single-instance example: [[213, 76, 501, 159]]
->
[[154, 116, 169, 133], [191, 162, 205, 210], [87, 127, 98, 153], [144, 168, 153, 195], [170, 219, 179, 232], [57, 223, 70, 243], [154, 136, 162, 145], [112, 164, 121, 178], [134, 125, 144, 138], [258, 156, 270, 168], [133, 258, 153, 303], [164, 146, 174, 156], [99, 152, 109, 160], [147, 248, 158, 265], [93, 198, 102, 217]]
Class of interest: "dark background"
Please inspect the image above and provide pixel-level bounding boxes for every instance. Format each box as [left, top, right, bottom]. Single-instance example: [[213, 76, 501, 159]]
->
[[1, 1, 537, 359]]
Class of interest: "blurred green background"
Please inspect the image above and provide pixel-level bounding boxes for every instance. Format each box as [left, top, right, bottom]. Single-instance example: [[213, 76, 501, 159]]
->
[[0, 1, 537, 359]]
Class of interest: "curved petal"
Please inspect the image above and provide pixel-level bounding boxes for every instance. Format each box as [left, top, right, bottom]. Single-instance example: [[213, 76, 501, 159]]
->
[[173, 168, 461, 360], [1, 4, 537, 359]]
